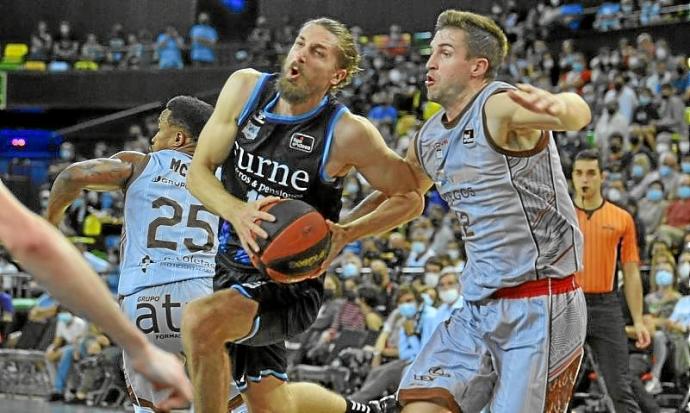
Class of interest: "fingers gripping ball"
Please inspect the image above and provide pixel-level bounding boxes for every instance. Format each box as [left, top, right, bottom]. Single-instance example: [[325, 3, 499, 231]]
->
[[250, 199, 331, 283]]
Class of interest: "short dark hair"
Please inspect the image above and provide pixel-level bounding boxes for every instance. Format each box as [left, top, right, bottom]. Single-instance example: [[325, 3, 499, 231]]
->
[[165, 96, 213, 141], [574, 149, 602, 172], [396, 284, 420, 304]]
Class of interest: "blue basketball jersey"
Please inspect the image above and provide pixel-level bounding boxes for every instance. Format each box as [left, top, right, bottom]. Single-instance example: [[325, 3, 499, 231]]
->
[[416, 81, 583, 301], [119, 150, 219, 296]]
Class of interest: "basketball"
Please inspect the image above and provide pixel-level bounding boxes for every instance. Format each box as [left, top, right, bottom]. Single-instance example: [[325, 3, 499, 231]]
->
[[250, 199, 331, 283]]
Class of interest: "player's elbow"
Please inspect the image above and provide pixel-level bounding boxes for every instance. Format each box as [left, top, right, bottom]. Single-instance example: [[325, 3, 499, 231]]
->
[[403, 190, 425, 219]]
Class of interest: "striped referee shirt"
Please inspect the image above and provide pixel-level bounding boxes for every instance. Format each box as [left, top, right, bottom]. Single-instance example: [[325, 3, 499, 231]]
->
[[575, 201, 640, 294]]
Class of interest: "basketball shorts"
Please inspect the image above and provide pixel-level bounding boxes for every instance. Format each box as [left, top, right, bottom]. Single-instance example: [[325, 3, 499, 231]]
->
[[215, 265, 323, 391], [120, 277, 213, 408], [398, 281, 587, 413]]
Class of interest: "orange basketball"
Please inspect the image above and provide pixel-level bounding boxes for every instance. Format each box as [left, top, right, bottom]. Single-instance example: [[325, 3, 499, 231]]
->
[[250, 199, 331, 283]]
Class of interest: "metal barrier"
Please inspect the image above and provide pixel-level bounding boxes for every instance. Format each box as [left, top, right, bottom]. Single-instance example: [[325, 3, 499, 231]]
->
[[0, 349, 52, 397]]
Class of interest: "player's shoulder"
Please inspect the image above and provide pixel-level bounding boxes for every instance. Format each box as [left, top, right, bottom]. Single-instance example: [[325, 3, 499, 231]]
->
[[604, 201, 634, 221], [110, 151, 146, 164], [334, 110, 371, 139]]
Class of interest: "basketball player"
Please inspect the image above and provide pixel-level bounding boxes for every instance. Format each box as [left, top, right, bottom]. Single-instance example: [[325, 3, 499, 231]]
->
[[322, 10, 593, 413], [46, 96, 220, 412], [0, 181, 191, 412], [183, 18, 422, 413]]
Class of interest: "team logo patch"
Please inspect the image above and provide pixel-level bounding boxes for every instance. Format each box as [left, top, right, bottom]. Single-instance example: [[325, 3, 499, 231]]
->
[[289, 133, 315, 153], [140, 255, 154, 273], [462, 129, 474, 144]]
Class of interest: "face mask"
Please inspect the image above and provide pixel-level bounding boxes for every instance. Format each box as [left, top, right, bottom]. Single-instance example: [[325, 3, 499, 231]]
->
[[398, 302, 417, 319], [323, 289, 335, 301], [411, 241, 426, 254], [655, 270, 673, 287], [681, 162, 690, 174], [424, 272, 440, 287], [656, 48, 668, 60], [610, 144, 622, 153], [57, 312, 72, 323], [657, 143, 670, 153], [632, 165, 645, 178], [421, 293, 434, 307], [607, 107, 616, 115], [639, 96, 651, 106], [646, 188, 663, 202], [344, 289, 357, 302], [607, 188, 623, 202], [439, 288, 459, 304], [342, 263, 360, 278], [679, 262, 690, 279], [629, 136, 641, 146], [659, 165, 673, 177], [572, 62, 584, 72], [543, 59, 554, 70], [678, 186, 690, 199], [448, 249, 460, 260]]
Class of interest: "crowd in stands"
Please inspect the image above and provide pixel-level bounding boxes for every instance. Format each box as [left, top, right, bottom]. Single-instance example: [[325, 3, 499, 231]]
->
[[0, 12, 218, 71], [1, 0, 690, 410]]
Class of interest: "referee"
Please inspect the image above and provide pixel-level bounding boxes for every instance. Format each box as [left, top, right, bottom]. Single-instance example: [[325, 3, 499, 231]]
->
[[572, 149, 651, 413]]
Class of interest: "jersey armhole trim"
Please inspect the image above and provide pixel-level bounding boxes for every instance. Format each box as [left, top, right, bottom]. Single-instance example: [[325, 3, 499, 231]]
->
[[236, 72, 271, 127], [483, 89, 550, 158], [124, 154, 152, 192], [319, 105, 349, 183]]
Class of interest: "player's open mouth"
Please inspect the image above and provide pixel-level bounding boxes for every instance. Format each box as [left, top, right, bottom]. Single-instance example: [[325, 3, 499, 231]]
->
[[288, 65, 301, 80], [425, 75, 435, 87]]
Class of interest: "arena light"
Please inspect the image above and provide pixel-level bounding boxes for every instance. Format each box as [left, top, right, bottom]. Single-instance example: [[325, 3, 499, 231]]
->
[[11, 138, 26, 147]]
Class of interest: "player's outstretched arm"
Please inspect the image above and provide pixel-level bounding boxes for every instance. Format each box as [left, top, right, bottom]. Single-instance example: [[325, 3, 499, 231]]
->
[[188, 69, 277, 253], [46, 151, 144, 225], [0, 182, 192, 410]]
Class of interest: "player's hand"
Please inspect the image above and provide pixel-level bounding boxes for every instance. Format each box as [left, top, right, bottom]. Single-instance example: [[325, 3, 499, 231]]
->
[[317, 220, 349, 275], [507, 83, 567, 117], [226, 196, 279, 254], [127, 342, 193, 412], [634, 321, 652, 349]]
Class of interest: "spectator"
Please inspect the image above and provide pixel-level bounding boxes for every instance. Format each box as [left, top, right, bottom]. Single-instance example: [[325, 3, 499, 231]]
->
[[631, 152, 682, 200], [29, 21, 53, 61], [657, 83, 689, 140], [638, 180, 670, 236], [655, 174, 690, 246], [80, 33, 105, 63], [156, 26, 184, 69], [106, 24, 126, 68], [645, 61, 671, 94], [383, 24, 409, 57], [137, 29, 156, 68], [367, 259, 398, 314], [45, 311, 88, 401], [632, 87, 661, 127], [189, 12, 218, 66], [594, 101, 629, 158], [640, 0, 662, 26], [433, 270, 463, 326], [594, 2, 623, 31], [0, 290, 13, 345], [52, 21, 79, 63], [605, 75, 638, 122], [122, 33, 144, 68]]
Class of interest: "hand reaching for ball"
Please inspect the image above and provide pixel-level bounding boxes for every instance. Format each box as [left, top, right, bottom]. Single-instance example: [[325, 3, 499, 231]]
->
[[227, 196, 280, 254]]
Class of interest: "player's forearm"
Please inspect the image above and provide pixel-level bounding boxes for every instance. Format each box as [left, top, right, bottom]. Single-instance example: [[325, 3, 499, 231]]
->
[[187, 161, 242, 218], [341, 191, 424, 243], [556, 92, 592, 131], [6, 212, 147, 354], [46, 170, 83, 225], [623, 262, 645, 325], [340, 190, 388, 225]]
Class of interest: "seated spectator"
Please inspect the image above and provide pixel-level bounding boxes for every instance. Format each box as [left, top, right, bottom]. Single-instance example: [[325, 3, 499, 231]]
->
[[45, 310, 88, 402], [639, 0, 662, 26], [657, 83, 689, 140], [383, 24, 409, 57], [121, 33, 143, 68], [52, 21, 79, 63], [136, 29, 156, 68], [367, 92, 398, 126], [350, 285, 432, 402], [80, 33, 105, 63], [631, 152, 681, 201], [604, 75, 638, 123], [366, 259, 398, 314], [594, 101, 629, 159], [637, 180, 669, 237], [106, 24, 126, 68], [603, 133, 630, 172], [677, 252, 690, 290], [156, 26, 184, 69], [433, 270, 463, 326], [381, 232, 408, 269], [29, 21, 53, 61], [632, 88, 661, 127], [656, 174, 690, 245], [594, 2, 623, 31], [189, 12, 218, 66]]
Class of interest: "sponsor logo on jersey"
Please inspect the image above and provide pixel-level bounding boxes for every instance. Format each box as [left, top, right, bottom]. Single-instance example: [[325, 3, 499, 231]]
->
[[462, 129, 474, 144], [233, 141, 311, 192], [140, 255, 154, 273], [289, 133, 315, 153]]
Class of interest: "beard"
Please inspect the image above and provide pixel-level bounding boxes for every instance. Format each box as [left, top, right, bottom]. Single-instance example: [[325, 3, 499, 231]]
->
[[277, 70, 311, 104]]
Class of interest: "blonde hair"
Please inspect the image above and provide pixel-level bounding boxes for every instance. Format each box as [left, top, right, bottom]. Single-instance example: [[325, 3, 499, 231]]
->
[[436, 10, 509, 79], [302, 17, 362, 91]]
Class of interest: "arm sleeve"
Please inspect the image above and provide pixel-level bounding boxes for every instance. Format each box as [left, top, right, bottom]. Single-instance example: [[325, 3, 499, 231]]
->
[[621, 211, 640, 264]]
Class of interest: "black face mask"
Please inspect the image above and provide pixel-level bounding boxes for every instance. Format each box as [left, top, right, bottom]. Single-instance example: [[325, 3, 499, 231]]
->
[[629, 136, 640, 146], [614, 83, 623, 92], [344, 289, 357, 302], [607, 108, 616, 115], [324, 289, 335, 301], [610, 144, 622, 153]]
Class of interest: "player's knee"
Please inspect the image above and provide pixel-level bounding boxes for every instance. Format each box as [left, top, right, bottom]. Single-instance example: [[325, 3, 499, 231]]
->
[[181, 290, 258, 346]]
